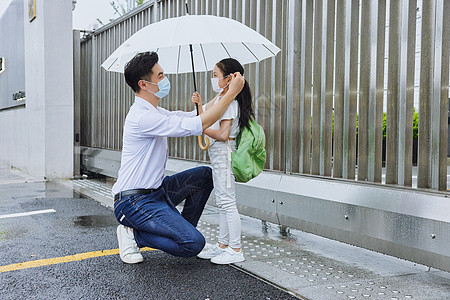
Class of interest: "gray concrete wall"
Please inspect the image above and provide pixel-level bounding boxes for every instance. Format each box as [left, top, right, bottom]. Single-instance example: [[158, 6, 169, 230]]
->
[[0, 0, 74, 179], [0, 0, 25, 110]]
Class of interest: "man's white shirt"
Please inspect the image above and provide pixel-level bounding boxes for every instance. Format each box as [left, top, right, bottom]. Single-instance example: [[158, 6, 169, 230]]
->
[[111, 97, 203, 195]]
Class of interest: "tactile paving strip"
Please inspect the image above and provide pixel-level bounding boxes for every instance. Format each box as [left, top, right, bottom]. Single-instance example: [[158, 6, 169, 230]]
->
[[197, 220, 418, 300]]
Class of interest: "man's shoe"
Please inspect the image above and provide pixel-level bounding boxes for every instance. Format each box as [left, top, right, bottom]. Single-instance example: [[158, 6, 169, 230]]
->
[[117, 225, 144, 264], [210, 247, 245, 264], [197, 243, 225, 259]]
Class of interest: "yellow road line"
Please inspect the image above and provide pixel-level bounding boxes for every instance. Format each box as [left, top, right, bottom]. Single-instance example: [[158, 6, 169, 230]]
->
[[0, 247, 155, 273]]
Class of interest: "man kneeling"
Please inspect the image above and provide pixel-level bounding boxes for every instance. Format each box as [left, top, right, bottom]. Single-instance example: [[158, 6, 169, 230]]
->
[[111, 52, 245, 263]]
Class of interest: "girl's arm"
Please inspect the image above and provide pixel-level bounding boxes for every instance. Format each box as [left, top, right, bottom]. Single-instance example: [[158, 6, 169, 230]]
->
[[204, 94, 220, 111], [191, 93, 220, 115], [204, 119, 232, 142]]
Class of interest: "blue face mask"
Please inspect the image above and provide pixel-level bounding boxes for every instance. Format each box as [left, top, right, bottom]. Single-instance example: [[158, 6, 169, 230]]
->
[[144, 77, 171, 99]]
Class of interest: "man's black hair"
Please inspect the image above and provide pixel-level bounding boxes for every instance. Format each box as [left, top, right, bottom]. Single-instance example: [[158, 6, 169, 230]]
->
[[124, 52, 159, 93]]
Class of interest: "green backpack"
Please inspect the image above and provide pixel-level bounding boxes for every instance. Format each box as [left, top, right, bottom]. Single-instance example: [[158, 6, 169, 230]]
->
[[231, 118, 266, 182]]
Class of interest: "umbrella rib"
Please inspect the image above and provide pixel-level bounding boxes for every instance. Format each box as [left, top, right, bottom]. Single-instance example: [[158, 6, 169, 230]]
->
[[220, 42, 231, 58], [106, 57, 118, 70], [200, 44, 208, 71], [262, 43, 277, 56], [177, 45, 181, 74], [241, 42, 260, 62]]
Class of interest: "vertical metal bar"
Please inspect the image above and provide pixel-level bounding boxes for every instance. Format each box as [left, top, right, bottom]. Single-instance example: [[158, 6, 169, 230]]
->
[[286, 0, 302, 174], [120, 22, 126, 150], [202, 1, 209, 162], [153, 0, 158, 23], [249, 0, 258, 129], [431, 0, 444, 190], [259, 0, 275, 170], [312, 0, 323, 175], [236, 0, 242, 21], [265, 0, 275, 171], [418, 0, 435, 188], [117, 25, 122, 151], [272, 0, 284, 172], [229, 0, 234, 18], [91, 36, 97, 148], [334, 0, 346, 178], [97, 34, 102, 149], [374, 0, 386, 183], [397, 0, 409, 186], [106, 30, 111, 149], [367, 2, 377, 183], [386, 0, 401, 184], [247, 0, 257, 154], [347, 0, 359, 180], [323, 0, 335, 177], [111, 26, 116, 150], [184, 73, 189, 159], [302, 0, 313, 174], [403, 0, 417, 187], [256, 1, 268, 168], [116, 25, 120, 151], [439, 0, 450, 191], [73, 31, 81, 177], [280, 0, 287, 172], [358, 0, 372, 182]]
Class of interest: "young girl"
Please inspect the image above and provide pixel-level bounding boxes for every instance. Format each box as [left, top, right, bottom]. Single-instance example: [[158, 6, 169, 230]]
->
[[192, 58, 254, 264]]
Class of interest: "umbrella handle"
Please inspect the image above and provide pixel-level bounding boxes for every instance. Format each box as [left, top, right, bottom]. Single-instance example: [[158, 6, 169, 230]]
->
[[197, 135, 210, 151]]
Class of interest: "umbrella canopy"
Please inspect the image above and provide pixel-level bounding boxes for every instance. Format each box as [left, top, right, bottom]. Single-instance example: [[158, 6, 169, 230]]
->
[[101, 14, 281, 74]]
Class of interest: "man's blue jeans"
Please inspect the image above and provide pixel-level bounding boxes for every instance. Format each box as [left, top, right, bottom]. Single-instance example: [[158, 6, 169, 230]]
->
[[114, 166, 213, 257]]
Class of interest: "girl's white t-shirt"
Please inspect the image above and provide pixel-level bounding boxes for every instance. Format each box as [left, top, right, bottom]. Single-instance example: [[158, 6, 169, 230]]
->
[[207, 96, 240, 140]]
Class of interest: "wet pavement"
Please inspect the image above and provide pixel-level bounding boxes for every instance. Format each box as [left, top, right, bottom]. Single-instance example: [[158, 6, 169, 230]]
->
[[1, 164, 449, 299], [0, 166, 298, 300]]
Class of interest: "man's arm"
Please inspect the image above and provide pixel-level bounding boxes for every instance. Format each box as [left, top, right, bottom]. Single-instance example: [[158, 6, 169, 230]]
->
[[204, 119, 232, 142], [199, 73, 244, 131]]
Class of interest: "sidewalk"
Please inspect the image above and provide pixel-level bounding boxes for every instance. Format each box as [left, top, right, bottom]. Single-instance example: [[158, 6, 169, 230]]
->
[[63, 175, 450, 300]]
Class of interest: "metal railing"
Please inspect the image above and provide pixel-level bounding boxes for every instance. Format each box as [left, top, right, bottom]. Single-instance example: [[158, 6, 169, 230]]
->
[[75, 0, 450, 271], [78, 0, 449, 191]]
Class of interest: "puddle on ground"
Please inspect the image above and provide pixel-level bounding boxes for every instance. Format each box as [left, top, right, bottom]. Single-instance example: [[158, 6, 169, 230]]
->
[[73, 215, 118, 228], [35, 182, 84, 199]]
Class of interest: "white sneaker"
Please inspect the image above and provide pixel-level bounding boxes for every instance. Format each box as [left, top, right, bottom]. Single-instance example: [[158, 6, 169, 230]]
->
[[210, 247, 245, 264], [201, 242, 214, 252], [117, 225, 143, 264], [197, 243, 225, 259]]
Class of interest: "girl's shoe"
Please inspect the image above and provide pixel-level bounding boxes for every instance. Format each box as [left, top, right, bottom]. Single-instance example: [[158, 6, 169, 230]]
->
[[197, 244, 225, 259], [210, 247, 245, 264]]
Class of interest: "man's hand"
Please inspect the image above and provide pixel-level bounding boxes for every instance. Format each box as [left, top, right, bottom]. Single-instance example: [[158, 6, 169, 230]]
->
[[199, 72, 245, 131], [191, 92, 203, 114], [227, 72, 245, 97]]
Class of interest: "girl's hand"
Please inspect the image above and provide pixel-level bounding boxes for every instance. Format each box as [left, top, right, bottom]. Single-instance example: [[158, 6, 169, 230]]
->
[[192, 92, 202, 105], [192, 92, 203, 114]]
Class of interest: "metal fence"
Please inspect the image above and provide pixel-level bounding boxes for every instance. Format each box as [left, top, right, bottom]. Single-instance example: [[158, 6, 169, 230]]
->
[[79, 0, 449, 191]]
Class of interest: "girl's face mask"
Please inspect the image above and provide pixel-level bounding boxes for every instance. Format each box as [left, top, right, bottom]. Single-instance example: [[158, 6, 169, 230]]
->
[[211, 75, 230, 93], [143, 77, 171, 99]]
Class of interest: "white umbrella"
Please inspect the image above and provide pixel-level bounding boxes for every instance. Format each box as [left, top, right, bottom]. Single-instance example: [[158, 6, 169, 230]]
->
[[101, 14, 281, 74], [102, 10, 280, 150]]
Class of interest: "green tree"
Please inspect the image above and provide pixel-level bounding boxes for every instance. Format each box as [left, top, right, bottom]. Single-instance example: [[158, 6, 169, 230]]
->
[[98, 1, 148, 26]]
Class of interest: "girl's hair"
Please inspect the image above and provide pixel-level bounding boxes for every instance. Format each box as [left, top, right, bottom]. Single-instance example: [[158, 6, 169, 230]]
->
[[216, 58, 254, 130]]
